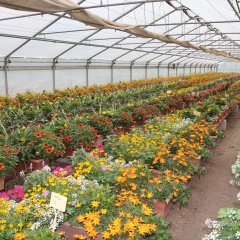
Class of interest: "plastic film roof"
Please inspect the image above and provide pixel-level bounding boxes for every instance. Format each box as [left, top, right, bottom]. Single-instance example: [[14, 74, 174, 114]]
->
[[0, 0, 240, 66]]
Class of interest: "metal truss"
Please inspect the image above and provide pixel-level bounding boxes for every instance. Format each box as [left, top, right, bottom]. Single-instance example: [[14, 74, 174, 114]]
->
[[1, 0, 240, 93]]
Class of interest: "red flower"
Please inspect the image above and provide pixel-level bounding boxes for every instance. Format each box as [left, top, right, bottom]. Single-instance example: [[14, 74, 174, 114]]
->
[[35, 132, 43, 138], [42, 142, 50, 148], [78, 123, 84, 128], [0, 163, 5, 170], [85, 145, 91, 151], [5, 151, 12, 157], [67, 136, 73, 142], [46, 148, 53, 154]]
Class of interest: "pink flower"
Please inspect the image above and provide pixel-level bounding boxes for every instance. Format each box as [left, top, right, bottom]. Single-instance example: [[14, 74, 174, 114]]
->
[[101, 166, 107, 171], [43, 190, 50, 198]]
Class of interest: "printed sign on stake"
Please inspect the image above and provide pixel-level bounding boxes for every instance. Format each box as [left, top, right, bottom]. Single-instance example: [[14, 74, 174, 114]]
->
[[50, 192, 67, 212], [50, 192, 67, 233]]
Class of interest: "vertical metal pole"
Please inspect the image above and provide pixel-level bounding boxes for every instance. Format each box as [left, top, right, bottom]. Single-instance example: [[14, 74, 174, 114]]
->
[[183, 62, 187, 76], [190, 63, 193, 75], [207, 64, 210, 73], [194, 63, 198, 74], [86, 62, 90, 87], [130, 63, 133, 82], [4, 60, 9, 95], [211, 64, 214, 72], [167, 63, 171, 77], [203, 64, 207, 73], [157, 62, 162, 78], [52, 61, 56, 92], [110, 66, 114, 84], [145, 63, 149, 79]]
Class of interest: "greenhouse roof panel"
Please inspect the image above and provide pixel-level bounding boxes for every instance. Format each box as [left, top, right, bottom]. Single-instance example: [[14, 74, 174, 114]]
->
[[0, 0, 239, 64]]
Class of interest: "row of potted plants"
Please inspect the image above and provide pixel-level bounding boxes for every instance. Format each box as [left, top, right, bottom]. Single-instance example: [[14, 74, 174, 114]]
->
[[0, 74, 239, 239], [0, 73, 237, 134], [0, 73, 233, 106], [0, 75, 239, 185], [0, 77, 236, 182], [0, 110, 222, 239]]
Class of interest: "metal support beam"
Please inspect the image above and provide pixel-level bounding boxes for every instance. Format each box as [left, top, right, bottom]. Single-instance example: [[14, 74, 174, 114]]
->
[[167, 63, 172, 77], [157, 62, 163, 78], [4, 60, 9, 95], [86, 61, 90, 87], [110, 61, 115, 84], [130, 62, 134, 82], [106, 9, 177, 63], [145, 62, 149, 79], [54, 1, 146, 62], [52, 61, 57, 92], [4, 0, 87, 63]]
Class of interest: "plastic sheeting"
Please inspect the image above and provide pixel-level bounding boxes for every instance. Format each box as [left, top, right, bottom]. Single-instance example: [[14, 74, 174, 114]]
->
[[0, 0, 239, 60]]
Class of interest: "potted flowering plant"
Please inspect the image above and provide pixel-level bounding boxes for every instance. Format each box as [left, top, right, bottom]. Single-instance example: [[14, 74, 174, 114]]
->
[[22, 128, 65, 170], [87, 114, 113, 136], [0, 144, 19, 189], [50, 118, 98, 155], [112, 111, 133, 132]]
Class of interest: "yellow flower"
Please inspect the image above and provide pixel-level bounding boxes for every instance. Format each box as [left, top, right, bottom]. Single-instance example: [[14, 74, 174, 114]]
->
[[14, 232, 27, 240], [147, 192, 153, 199], [0, 225, 5, 230], [18, 223, 24, 228], [73, 234, 86, 240], [77, 215, 85, 223], [100, 209, 107, 215], [58, 231, 65, 236], [102, 231, 110, 239], [9, 223, 14, 228], [142, 204, 152, 216], [91, 201, 100, 208]]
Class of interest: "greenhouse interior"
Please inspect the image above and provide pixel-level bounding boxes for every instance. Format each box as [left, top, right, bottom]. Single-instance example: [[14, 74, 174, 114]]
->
[[0, 0, 240, 239]]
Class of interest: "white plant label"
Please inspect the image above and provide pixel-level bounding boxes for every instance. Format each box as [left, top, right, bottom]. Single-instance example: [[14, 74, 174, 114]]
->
[[50, 192, 67, 212]]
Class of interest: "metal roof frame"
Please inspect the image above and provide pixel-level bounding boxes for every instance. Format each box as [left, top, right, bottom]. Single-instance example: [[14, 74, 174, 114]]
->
[[0, 0, 239, 94]]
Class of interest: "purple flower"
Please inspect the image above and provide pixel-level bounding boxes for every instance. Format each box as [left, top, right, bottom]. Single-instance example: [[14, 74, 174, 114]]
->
[[43, 190, 50, 198], [101, 166, 107, 171], [42, 160, 45, 167]]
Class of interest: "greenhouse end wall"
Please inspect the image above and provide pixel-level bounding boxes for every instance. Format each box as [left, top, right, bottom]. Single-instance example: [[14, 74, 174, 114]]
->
[[0, 64, 215, 96]]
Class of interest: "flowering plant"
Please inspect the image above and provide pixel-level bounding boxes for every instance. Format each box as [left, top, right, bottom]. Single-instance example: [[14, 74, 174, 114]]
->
[[23, 128, 65, 161], [203, 208, 240, 240], [52, 166, 72, 177], [0, 144, 19, 178], [50, 118, 98, 150], [23, 165, 52, 190], [0, 185, 24, 202], [86, 114, 113, 136], [112, 111, 134, 128]]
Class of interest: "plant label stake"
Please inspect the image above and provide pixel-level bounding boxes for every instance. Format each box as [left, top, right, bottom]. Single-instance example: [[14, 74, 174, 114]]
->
[[50, 192, 67, 232]]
